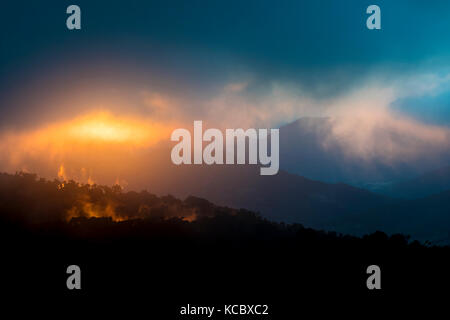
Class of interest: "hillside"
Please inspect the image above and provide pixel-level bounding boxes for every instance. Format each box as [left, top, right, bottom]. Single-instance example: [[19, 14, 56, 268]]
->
[[0, 171, 449, 304], [380, 165, 450, 199]]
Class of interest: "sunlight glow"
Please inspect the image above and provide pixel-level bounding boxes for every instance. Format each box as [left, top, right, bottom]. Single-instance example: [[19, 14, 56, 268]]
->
[[66, 112, 162, 145], [0, 110, 175, 186]]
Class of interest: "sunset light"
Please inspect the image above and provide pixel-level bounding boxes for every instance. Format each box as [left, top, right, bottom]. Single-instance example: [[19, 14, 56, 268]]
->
[[65, 112, 166, 145], [0, 111, 175, 186]]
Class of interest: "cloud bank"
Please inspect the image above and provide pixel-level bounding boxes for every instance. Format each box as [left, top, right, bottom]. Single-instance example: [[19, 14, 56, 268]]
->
[[0, 69, 449, 185]]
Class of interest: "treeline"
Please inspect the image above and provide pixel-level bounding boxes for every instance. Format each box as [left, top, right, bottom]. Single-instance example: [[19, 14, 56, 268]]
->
[[1, 172, 450, 299], [0, 171, 231, 224], [0, 171, 438, 250]]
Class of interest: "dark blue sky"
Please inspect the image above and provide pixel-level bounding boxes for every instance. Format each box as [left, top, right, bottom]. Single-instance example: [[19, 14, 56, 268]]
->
[[2, 0, 450, 125]]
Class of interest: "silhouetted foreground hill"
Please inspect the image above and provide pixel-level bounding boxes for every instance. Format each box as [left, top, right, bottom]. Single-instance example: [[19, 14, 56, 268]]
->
[[352, 189, 450, 245], [0, 172, 449, 311], [0, 171, 233, 224]]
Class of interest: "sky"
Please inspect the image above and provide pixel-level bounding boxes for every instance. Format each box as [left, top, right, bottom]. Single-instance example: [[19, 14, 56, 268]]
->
[[1, 0, 450, 184]]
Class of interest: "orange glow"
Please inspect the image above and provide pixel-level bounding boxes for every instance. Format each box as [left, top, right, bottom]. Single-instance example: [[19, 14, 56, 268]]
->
[[58, 164, 67, 181], [182, 213, 197, 222], [66, 112, 159, 144], [66, 198, 126, 222], [26, 111, 171, 148], [0, 111, 176, 186]]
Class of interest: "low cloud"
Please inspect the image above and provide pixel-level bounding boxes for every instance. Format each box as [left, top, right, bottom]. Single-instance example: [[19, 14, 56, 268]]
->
[[1, 71, 449, 183], [197, 74, 450, 165]]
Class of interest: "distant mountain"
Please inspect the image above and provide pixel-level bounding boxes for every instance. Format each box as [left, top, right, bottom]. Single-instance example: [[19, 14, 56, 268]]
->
[[378, 165, 450, 199], [157, 164, 394, 231], [155, 163, 450, 243]]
